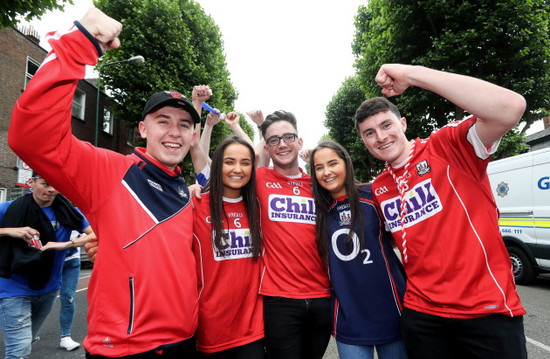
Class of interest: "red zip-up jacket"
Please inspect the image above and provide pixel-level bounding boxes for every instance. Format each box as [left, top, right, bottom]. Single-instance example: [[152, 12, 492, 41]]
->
[[9, 22, 198, 357]]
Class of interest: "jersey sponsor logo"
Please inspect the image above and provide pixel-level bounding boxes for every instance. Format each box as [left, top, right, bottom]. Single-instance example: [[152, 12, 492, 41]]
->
[[375, 186, 389, 196], [339, 210, 351, 226], [416, 160, 431, 177], [212, 228, 254, 260], [266, 182, 283, 189], [268, 194, 316, 224], [331, 228, 373, 264], [380, 178, 442, 232]]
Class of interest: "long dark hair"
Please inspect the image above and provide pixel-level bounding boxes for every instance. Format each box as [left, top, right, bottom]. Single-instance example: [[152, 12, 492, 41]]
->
[[203, 136, 262, 258], [310, 140, 365, 264]]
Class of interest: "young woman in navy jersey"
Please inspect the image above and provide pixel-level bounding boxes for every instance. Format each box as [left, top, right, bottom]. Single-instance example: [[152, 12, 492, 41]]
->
[[309, 140, 408, 359], [192, 129, 265, 358]]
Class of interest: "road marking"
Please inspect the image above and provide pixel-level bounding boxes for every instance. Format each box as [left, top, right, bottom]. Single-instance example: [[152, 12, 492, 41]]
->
[[527, 337, 550, 352]]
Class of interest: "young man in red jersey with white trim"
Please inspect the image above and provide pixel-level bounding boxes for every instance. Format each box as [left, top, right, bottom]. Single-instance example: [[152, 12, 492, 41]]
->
[[9, 8, 204, 358], [255, 111, 332, 359], [355, 64, 527, 359]]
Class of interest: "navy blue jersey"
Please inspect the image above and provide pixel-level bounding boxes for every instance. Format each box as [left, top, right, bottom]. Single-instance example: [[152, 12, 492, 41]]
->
[[327, 184, 406, 345]]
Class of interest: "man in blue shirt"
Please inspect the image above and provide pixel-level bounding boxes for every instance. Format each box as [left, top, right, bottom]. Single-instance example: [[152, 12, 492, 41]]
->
[[0, 174, 93, 359]]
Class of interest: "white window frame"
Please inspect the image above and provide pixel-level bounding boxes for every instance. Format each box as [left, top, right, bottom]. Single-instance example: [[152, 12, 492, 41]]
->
[[102, 108, 114, 135], [24, 56, 40, 89], [72, 89, 86, 120], [126, 126, 135, 147]]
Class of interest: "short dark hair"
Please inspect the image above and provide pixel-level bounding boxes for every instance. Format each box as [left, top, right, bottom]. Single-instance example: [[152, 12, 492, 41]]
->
[[259, 110, 298, 138], [354, 97, 401, 132]]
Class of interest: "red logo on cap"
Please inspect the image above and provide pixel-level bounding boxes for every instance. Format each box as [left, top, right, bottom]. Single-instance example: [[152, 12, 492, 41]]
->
[[165, 91, 186, 100]]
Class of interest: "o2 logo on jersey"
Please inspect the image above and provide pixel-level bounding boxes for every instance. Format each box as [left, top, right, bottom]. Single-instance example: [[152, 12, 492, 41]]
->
[[268, 194, 316, 224], [212, 227, 253, 261], [380, 178, 442, 232], [331, 228, 373, 264]]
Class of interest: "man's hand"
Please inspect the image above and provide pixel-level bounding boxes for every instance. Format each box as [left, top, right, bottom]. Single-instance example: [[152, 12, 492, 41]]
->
[[299, 148, 312, 163], [79, 8, 123, 54], [188, 184, 203, 200], [84, 236, 99, 263], [375, 64, 412, 97], [192, 85, 211, 104], [206, 111, 222, 127], [246, 110, 264, 127], [0, 227, 38, 245], [224, 112, 240, 128]]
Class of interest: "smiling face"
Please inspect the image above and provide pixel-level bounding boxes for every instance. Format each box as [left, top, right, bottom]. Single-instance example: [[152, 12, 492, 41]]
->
[[221, 143, 253, 198], [313, 147, 347, 199], [139, 106, 196, 171], [29, 177, 58, 207], [264, 120, 303, 176], [357, 110, 410, 167]]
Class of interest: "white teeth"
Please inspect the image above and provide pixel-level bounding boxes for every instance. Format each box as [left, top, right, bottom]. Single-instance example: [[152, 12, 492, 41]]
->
[[229, 176, 243, 180], [164, 142, 181, 148], [278, 151, 290, 156], [325, 178, 335, 183], [379, 143, 391, 150]]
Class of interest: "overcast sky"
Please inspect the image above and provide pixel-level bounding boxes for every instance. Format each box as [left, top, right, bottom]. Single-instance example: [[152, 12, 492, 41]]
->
[[25, 0, 544, 149], [25, 0, 367, 152]]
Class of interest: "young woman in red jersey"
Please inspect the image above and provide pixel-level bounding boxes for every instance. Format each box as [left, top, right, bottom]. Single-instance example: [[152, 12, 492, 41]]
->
[[192, 127, 264, 358]]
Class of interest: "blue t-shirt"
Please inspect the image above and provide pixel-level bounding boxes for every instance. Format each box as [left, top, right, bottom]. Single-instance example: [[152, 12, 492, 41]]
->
[[0, 200, 89, 297], [327, 185, 406, 345]]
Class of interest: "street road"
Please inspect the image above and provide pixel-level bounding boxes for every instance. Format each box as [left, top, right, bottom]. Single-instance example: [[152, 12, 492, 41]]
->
[[1, 270, 548, 358]]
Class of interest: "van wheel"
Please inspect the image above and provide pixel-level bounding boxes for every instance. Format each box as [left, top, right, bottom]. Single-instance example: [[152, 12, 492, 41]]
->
[[507, 246, 536, 284]]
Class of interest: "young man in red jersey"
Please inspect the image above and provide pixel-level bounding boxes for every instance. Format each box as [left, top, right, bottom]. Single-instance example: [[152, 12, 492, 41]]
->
[[355, 64, 527, 359], [9, 8, 202, 358], [255, 111, 332, 359]]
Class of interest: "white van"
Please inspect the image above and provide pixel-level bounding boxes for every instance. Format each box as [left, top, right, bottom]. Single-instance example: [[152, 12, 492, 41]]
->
[[487, 147, 550, 284]]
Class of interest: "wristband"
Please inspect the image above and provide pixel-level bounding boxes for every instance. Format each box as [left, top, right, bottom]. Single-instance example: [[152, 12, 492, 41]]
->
[[70, 239, 75, 247]]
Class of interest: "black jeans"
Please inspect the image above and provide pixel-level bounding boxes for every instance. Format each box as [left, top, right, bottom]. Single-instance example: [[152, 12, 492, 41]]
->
[[198, 339, 265, 359], [401, 307, 527, 359], [263, 296, 331, 359], [86, 336, 198, 359]]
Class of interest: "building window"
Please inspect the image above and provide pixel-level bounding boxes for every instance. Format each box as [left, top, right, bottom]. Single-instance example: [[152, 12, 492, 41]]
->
[[126, 126, 135, 147], [24, 57, 40, 89], [72, 89, 86, 120], [103, 108, 114, 134]]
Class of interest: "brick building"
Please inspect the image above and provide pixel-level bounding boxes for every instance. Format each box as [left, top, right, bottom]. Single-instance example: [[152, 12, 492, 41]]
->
[[0, 25, 134, 202]]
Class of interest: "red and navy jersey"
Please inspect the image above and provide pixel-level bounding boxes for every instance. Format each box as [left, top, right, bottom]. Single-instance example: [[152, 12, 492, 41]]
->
[[372, 116, 525, 318], [9, 23, 198, 356], [327, 186, 406, 345], [192, 193, 264, 352], [255, 167, 330, 298]]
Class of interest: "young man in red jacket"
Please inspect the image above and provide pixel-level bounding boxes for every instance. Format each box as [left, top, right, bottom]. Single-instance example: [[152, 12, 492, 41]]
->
[[9, 8, 203, 358]]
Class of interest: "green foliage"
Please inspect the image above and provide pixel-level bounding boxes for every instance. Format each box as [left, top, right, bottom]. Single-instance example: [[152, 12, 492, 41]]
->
[[327, 0, 550, 170], [325, 76, 384, 182], [93, 0, 236, 183], [1, 0, 73, 28]]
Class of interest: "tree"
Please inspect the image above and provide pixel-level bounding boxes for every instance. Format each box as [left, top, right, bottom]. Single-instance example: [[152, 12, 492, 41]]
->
[[325, 76, 384, 182], [94, 0, 244, 182], [1, 0, 73, 29], [327, 0, 550, 169]]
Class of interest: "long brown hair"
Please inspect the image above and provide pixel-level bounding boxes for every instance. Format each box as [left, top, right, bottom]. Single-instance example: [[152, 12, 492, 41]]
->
[[310, 140, 365, 264], [203, 136, 261, 258]]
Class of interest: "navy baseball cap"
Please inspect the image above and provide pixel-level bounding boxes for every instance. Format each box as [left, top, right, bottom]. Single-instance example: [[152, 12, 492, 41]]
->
[[142, 91, 200, 123]]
